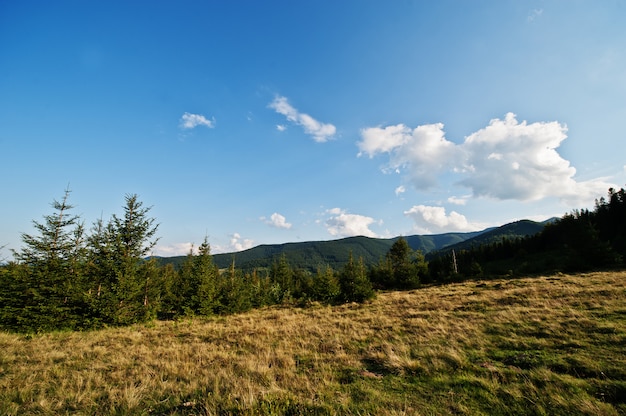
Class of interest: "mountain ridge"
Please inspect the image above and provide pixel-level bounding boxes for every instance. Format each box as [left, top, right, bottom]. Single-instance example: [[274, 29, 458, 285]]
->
[[157, 218, 553, 272]]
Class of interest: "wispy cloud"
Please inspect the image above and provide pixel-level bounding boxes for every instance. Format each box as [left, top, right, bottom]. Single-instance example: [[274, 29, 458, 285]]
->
[[324, 208, 379, 238], [269, 95, 336, 142], [261, 212, 292, 229], [358, 113, 613, 205], [447, 195, 470, 206], [395, 185, 406, 196], [179, 112, 215, 129], [527, 8, 543, 22]]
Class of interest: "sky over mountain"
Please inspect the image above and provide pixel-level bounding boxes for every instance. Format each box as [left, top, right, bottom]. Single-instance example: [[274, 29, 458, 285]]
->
[[1, 1, 625, 258]]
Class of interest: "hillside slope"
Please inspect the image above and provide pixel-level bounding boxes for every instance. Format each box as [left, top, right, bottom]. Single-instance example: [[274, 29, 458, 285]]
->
[[2, 271, 624, 415], [426, 219, 547, 258]]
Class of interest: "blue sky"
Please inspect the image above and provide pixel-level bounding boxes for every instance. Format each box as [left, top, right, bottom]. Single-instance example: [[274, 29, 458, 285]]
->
[[1, 1, 625, 259]]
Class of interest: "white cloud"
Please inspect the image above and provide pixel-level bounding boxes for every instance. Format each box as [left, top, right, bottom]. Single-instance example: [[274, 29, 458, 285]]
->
[[276, 124, 287, 132], [324, 208, 379, 238], [180, 112, 215, 129], [403, 205, 485, 234], [269, 96, 336, 142], [228, 233, 255, 252], [358, 124, 410, 156], [359, 122, 460, 189], [261, 212, 292, 229], [395, 185, 406, 196], [359, 113, 613, 204], [152, 242, 194, 257], [447, 195, 469, 205]]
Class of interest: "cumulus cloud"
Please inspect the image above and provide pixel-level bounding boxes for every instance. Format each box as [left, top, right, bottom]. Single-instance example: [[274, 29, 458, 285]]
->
[[404, 205, 484, 234], [359, 122, 460, 189], [276, 124, 287, 132], [324, 208, 379, 238], [261, 212, 292, 229], [180, 112, 215, 129], [269, 96, 336, 142], [358, 113, 612, 204]]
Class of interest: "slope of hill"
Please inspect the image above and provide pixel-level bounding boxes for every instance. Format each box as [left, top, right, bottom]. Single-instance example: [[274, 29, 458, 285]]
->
[[3, 271, 624, 415], [426, 219, 546, 259], [158, 220, 546, 272]]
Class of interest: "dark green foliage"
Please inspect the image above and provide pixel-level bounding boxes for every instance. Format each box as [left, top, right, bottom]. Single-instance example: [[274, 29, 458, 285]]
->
[[1, 189, 91, 332], [171, 238, 219, 317], [428, 186, 626, 281], [427, 220, 545, 259], [370, 237, 426, 290], [269, 253, 295, 303], [338, 253, 375, 303], [85, 194, 160, 326], [216, 260, 253, 315], [311, 265, 340, 304], [160, 231, 497, 273]]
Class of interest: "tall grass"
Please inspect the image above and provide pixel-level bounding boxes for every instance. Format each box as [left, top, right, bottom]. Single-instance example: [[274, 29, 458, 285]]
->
[[1, 271, 625, 415]]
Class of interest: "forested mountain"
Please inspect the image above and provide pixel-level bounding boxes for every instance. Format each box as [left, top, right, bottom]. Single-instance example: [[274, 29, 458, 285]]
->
[[157, 223, 548, 272], [425, 219, 552, 259], [428, 188, 626, 280], [158, 225, 527, 272]]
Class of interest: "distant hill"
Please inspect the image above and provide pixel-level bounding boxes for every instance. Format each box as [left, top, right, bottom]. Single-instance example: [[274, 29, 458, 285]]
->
[[425, 219, 548, 259], [158, 219, 548, 273]]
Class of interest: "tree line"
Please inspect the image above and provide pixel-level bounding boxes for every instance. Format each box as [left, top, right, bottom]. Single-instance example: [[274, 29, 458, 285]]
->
[[0, 190, 383, 332], [1, 187, 624, 333]]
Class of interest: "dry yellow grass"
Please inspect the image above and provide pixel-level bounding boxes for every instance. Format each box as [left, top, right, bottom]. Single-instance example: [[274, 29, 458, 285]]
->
[[1, 271, 625, 415]]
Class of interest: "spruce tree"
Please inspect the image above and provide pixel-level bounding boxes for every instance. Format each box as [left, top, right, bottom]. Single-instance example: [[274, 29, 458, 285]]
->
[[338, 252, 374, 303], [387, 237, 421, 289], [10, 188, 88, 331], [270, 253, 294, 303], [86, 194, 159, 325], [312, 265, 340, 304], [174, 237, 219, 316]]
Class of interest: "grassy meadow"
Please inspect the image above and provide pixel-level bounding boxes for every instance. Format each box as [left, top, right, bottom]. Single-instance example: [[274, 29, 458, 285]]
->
[[1, 271, 625, 415]]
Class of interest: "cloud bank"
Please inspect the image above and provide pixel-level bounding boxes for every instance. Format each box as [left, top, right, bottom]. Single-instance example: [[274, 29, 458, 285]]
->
[[358, 113, 611, 205], [269, 96, 336, 142], [180, 112, 215, 129]]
